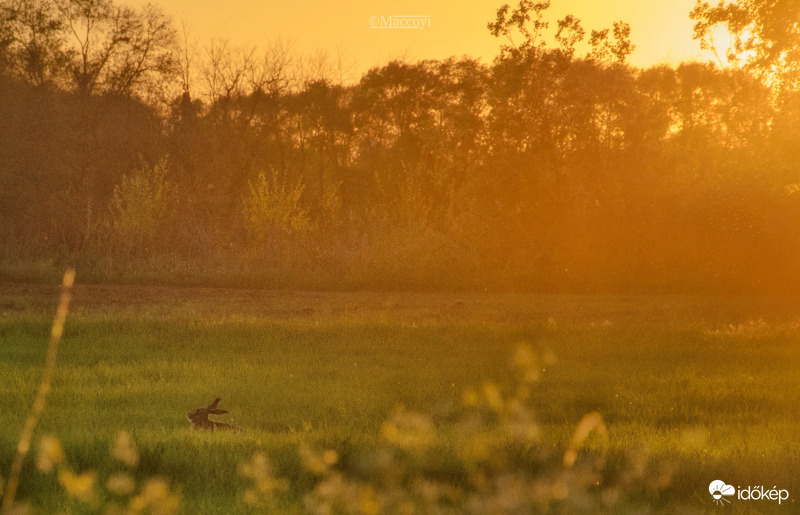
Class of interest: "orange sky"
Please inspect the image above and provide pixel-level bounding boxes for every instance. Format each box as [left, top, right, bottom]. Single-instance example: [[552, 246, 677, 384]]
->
[[122, 0, 704, 75]]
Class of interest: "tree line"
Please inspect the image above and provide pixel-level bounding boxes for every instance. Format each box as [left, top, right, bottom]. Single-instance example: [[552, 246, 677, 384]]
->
[[1, 0, 799, 291]]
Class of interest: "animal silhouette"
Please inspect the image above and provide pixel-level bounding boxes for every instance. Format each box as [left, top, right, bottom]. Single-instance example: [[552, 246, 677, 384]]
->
[[187, 398, 242, 431]]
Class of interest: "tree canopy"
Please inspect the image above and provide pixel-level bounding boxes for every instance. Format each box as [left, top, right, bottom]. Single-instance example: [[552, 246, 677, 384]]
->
[[1, 0, 799, 292]]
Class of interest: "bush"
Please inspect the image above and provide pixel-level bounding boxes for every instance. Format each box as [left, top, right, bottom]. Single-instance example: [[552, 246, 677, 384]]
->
[[243, 168, 312, 248], [107, 159, 172, 257]]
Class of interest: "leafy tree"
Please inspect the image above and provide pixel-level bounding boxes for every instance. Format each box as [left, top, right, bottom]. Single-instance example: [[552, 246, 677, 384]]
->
[[0, 0, 70, 85], [488, 0, 633, 63], [691, 0, 800, 92], [554, 14, 585, 57], [487, 0, 551, 56], [588, 21, 635, 63]]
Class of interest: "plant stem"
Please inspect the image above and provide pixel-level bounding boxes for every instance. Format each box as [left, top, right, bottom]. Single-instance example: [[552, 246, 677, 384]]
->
[[2, 269, 75, 512]]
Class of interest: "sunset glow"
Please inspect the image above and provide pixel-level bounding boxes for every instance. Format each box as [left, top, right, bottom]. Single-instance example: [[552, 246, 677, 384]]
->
[[120, 0, 703, 74], [2, 0, 800, 511]]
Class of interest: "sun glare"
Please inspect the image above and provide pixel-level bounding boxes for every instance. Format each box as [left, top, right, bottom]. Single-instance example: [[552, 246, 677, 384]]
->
[[119, 0, 703, 74], [703, 25, 758, 67], [2, 0, 800, 512]]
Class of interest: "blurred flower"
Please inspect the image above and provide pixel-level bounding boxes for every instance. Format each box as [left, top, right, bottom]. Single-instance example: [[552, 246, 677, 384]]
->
[[36, 435, 65, 473], [111, 431, 139, 468], [240, 451, 288, 506], [380, 407, 435, 451], [300, 443, 339, 475], [462, 389, 479, 407], [512, 343, 541, 384], [129, 479, 180, 514], [58, 469, 96, 502], [482, 382, 504, 412]]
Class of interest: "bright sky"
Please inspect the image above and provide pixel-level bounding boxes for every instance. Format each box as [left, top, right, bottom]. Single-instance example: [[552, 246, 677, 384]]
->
[[122, 0, 704, 75]]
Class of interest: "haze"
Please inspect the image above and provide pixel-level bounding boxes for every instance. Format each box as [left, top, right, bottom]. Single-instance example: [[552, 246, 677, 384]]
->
[[120, 0, 703, 74]]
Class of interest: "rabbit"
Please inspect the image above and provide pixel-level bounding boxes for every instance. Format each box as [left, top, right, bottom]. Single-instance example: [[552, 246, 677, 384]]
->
[[187, 397, 243, 431]]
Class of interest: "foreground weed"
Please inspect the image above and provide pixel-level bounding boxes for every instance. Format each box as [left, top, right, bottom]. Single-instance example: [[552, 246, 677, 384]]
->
[[2, 270, 74, 513], [239, 452, 288, 509], [242, 343, 671, 514], [36, 431, 181, 514], [1, 270, 180, 514]]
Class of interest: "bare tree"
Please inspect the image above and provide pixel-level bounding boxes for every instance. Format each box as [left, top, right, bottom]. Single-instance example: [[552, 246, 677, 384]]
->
[[177, 18, 195, 95], [251, 37, 294, 95], [199, 39, 255, 105], [57, 0, 177, 97], [104, 4, 178, 97], [198, 38, 296, 127], [295, 46, 357, 88]]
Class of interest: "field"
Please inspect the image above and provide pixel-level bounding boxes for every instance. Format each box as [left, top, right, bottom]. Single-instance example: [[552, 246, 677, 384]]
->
[[2, 282, 800, 513]]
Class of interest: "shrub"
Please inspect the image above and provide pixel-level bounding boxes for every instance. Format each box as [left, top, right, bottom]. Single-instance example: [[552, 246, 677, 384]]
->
[[243, 168, 312, 247], [107, 158, 172, 256]]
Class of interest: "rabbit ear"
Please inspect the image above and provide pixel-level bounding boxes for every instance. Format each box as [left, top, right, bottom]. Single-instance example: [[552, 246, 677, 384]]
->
[[210, 409, 228, 415], [208, 398, 222, 409]]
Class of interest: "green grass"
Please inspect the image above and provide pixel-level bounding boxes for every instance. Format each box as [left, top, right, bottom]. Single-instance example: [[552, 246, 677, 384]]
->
[[1, 284, 800, 512]]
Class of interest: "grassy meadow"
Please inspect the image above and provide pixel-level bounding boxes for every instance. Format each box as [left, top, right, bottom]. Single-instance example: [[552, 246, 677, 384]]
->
[[2, 282, 800, 513]]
